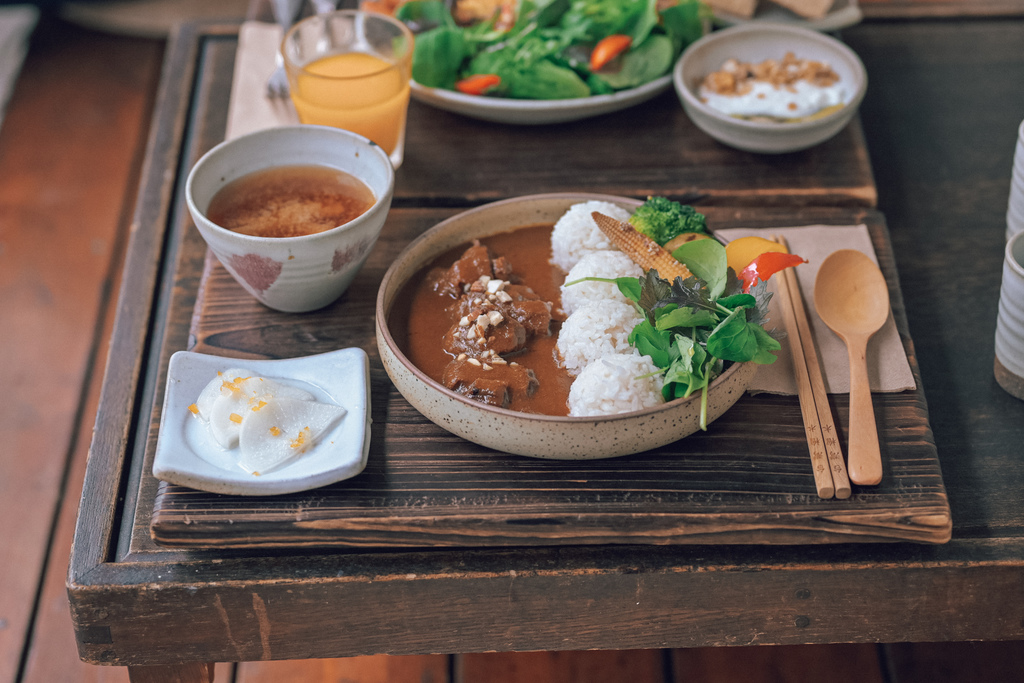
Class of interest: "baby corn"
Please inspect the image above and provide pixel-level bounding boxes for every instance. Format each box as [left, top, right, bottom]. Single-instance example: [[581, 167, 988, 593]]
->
[[591, 212, 694, 282]]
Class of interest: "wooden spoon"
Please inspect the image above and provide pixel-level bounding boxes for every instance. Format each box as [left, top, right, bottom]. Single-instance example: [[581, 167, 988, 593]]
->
[[813, 249, 890, 486]]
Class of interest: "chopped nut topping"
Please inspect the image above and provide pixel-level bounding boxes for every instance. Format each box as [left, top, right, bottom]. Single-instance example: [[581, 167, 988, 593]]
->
[[701, 52, 839, 96], [467, 357, 482, 366]]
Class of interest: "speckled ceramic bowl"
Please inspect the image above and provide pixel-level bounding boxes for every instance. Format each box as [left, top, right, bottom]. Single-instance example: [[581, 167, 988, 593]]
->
[[186, 125, 394, 313], [375, 193, 757, 460], [674, 23, 867, 154]]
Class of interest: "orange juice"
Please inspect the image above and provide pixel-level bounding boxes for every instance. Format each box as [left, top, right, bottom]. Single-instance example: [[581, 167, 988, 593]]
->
[[290, 52, 410, 159]]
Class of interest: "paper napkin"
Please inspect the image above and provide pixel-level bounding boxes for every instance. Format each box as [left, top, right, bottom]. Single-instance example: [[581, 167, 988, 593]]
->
[[715, 225, 916, 396], [226, 20, 298, 141]]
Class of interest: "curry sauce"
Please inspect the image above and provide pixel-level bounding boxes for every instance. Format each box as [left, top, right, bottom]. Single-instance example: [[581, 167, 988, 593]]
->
[[393, 224, 575, 415]]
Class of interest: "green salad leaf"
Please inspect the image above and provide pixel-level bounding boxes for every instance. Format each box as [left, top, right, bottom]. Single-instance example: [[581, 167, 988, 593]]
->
[[591, 33, 674, 90], [670, 236, 727, 299], [398, 0, 709, 98], [410, 26, 468, 88]]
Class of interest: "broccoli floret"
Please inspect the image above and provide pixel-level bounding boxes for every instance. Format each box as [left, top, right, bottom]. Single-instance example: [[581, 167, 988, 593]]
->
[[628, 196, 708, 246]]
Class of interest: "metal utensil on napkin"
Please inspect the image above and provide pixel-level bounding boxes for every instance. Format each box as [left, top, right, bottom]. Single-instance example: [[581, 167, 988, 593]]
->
[[265, 0, 303, 98], [266, 0, 341, 99]]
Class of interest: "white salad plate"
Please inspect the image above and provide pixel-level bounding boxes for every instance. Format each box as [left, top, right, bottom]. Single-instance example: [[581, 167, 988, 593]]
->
[[713, 0, 863, 32], [409, 74, 673, 125], [153, 348, 371, 496]]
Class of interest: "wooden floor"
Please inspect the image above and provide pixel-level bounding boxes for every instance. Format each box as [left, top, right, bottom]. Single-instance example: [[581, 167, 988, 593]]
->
[[3, 14, 1024, 683]]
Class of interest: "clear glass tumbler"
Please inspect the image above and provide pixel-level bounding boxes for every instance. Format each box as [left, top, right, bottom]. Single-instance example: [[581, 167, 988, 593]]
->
[[283, 10, 414, 168]]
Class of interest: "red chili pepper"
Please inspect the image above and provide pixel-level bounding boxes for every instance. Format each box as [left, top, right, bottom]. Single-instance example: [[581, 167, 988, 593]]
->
[[740, 251, 807, 293], [455, 74, 501, 96], [590, 34, 632, 72]]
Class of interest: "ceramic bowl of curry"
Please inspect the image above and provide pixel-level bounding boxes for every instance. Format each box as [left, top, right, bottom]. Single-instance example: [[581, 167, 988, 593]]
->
[[375, 193, 757, 460]]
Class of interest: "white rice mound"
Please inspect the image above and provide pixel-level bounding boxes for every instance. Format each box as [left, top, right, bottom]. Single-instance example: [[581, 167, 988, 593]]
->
[[567, 351, 665, 417], [560, 250, 643, 316], [550, 200, 632, 272], [557, 300, 644, 376]]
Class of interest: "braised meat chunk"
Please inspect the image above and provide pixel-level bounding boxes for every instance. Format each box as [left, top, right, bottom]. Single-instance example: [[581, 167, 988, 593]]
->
[[442, 306, 527, 356], [432, 240, 514, 297], [502, 284, 557, 332], [442, 356, 539, 408], [426, 240, 558, 408]]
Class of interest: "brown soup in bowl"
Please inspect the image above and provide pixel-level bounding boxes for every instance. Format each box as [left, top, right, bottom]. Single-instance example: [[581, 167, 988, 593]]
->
[[206, 164, 375, 238]]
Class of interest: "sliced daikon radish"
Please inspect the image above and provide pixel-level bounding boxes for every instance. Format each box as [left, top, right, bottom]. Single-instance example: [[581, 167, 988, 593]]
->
[[194, 368, 254, 422], [240, 376, 316, 402], [238, 396, 346, 475], [195, 371, 317, 449]]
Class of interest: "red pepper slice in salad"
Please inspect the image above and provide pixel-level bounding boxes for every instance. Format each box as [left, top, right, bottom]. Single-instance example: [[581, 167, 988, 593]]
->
[[589, 34, 632, 72], [455, 74, 501, 95], [739, 251, 808, 293]]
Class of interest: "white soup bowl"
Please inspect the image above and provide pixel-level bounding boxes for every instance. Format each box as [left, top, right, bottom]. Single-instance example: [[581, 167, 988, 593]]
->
[[186, 125, 394, 312]]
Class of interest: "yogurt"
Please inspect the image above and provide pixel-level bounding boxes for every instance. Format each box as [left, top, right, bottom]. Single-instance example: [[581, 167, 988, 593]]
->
[[698, 53, 846, 122]]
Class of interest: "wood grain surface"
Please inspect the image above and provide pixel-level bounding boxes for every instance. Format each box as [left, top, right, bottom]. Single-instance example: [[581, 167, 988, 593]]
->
[[64, 17, 1024, 676], [146, 207, 950, 548], [859, 0, 1024, 18], [9, 11, 1023, 683], [395, 97, 877, 208]]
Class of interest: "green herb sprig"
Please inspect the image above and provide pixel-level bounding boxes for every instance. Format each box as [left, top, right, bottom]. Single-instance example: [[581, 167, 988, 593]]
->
[[566, 237, 781, 429]]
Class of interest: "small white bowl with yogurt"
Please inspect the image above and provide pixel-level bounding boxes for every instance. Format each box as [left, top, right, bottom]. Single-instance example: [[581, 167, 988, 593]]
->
[[674, 23, 867, 154]]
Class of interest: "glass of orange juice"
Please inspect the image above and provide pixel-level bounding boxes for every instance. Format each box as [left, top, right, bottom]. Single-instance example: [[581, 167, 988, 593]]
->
[[282, 10, 413, 168]]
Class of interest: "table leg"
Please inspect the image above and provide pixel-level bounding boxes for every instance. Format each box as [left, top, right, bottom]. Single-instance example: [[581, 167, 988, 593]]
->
[[127, 662, 216, 683]]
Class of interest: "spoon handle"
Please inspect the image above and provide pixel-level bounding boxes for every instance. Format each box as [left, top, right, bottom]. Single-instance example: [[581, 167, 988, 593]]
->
[[846, 335, 882, 485]]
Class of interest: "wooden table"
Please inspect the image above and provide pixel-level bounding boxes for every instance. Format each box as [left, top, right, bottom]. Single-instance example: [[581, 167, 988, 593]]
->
[[68, 17, 1024, 683]]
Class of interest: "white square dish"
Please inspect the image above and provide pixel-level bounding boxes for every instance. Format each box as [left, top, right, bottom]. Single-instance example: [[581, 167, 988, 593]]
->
[[153, 348, 370, 495]]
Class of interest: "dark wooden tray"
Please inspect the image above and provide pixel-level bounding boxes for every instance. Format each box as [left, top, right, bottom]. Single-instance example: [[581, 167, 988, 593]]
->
[[149, 205, 950, 548]]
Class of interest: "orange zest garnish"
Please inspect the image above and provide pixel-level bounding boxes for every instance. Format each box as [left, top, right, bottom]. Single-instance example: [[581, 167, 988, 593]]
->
[[229, 413, 243, 424], [269, 426, 281, 437], [289, 426, 312, 450], [188, 403, 200, 416], [455, 74, 501, 96], [590, 34, 632, 72], [251, 400, 268, 412], [220, 375, 251, 396]]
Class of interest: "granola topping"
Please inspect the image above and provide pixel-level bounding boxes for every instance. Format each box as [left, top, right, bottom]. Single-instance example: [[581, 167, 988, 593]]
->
[[698, 52, 846, 121]]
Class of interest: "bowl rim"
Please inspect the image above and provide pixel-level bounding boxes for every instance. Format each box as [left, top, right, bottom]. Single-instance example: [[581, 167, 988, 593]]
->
[[674, 22, 868, 131], [185, 124, 395, 244], [375, 192, 749, 425]]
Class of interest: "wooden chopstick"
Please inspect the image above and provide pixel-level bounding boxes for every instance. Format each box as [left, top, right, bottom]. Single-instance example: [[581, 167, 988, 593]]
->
[[771, 235, 852, 500]]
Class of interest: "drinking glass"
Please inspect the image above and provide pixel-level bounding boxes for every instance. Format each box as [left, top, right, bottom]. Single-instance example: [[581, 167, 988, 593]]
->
[[283, 10, 413, 168]]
